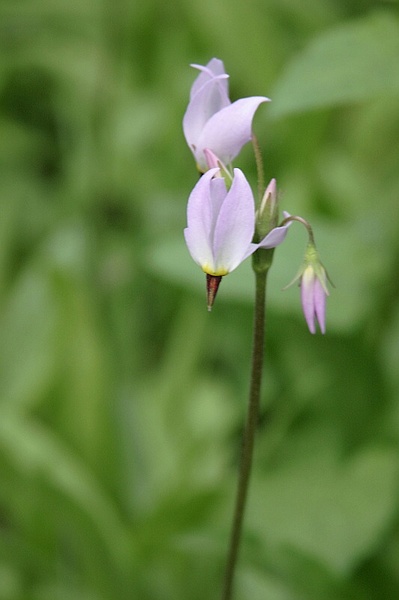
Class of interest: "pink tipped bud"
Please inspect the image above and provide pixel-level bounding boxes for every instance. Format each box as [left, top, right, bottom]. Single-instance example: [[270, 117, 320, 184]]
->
[[256, 178, 279, 238]]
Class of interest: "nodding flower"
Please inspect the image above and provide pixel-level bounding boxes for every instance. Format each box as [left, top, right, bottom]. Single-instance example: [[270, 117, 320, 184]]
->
[[285, 242, 330, 334], [300, 261, 329, 334], [183, 58, 269, 173], [184, 168, 291, 308]]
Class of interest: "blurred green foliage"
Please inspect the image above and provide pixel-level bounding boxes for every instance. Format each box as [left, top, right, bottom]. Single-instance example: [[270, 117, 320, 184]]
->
[[1, 0, 399, 598]]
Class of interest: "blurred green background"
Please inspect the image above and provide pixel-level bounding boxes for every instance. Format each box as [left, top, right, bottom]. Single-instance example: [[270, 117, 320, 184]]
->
[[1, 0, 399, 598]]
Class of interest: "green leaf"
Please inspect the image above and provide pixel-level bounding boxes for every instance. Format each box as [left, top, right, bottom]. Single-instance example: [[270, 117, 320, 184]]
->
[[0, 413, 131, 569], [270, 12, 399, 118], [0, 267, 58, 413], [248, 438, 398, 576]]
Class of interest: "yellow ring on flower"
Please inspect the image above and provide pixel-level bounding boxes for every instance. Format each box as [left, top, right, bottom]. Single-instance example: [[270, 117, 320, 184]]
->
[[202, 265, 229, 276]]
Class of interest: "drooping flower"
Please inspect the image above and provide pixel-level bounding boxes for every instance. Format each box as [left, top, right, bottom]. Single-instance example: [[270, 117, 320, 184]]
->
[[184, 168, 291, 308], [183, 58, 270, 172], [285, 243, 329, 334], [301, 265, 328, 334]]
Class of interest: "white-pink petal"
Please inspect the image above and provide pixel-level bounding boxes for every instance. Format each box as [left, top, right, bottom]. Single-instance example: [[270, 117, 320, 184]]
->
[[212, 168, 256, 272], [301, 266, 316, 334], [183, 68, 230, 161], [314, 276, 327, 334], [195, 96, 270, 170], [184, 168, 221, 271], [190, 58, 229, 99], [258, 221, 292, 249]]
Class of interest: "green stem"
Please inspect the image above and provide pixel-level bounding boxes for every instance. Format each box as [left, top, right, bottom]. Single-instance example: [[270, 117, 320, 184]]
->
[[221, 267, 268, 600]]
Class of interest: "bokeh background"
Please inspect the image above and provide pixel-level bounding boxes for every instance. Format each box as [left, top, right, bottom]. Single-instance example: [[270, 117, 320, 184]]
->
[[1, 0, 399, 598]]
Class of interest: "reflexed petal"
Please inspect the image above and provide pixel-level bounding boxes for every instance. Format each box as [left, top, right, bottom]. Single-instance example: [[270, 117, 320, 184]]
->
[[195, 96, 270, 169], [241, 242, 260, 262], [183, 74, 230, 160], [258, 221, 292, 249], [212, 168, 255, 272], [301, 266, 316, 334], [184, 227, 216, 272], [184, 168, 220, 270], [190, 58, 229, 98], [208, 176, 228, 223]]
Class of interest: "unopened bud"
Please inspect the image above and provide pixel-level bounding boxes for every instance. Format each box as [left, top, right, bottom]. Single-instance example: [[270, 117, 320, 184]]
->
[[255, 178, 279, 239]]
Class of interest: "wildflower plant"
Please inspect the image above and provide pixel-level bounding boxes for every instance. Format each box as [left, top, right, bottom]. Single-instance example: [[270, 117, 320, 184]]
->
[[182, 58, 331, 600]]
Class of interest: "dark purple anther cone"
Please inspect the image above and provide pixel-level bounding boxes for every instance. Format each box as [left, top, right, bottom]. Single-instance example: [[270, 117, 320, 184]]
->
[[206, 274, 223, 311]]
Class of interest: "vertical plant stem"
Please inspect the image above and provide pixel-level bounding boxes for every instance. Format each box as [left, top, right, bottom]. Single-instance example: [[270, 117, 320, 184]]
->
[[221, 267, 268, 600]]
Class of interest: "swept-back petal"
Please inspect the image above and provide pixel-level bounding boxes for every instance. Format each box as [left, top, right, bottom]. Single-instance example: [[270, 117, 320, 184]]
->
[[184, 168, 221, 272], [190, 58, 229, 99], [212, 168, 255, 273], [241, 242, 260, 262], [208, 176, 228, 223], [183, 74, 230, 160], [258, 220, 292, 249], [240, 218, 292, 263], [195, 96, 270, 170]]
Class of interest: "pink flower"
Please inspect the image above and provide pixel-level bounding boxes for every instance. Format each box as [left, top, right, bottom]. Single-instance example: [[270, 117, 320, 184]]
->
[[285, 242, 330, 334], [300, 263, 328, 334], [184, 168, 290, 277], [183, 58, 270, 172]]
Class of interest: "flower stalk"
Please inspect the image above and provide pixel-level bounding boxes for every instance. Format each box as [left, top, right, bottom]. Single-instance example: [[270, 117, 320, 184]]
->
[[221, 263, 269, 600]]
